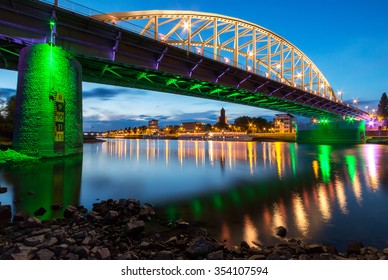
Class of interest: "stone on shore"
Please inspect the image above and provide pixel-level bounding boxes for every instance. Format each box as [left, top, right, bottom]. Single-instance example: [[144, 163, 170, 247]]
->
[[63, 205, 78, 219], [13, 211, 29, 222], [207, 250, 224, 260], [154, 250, 175, 260], [126, 220, 145, 235], [34, 207, 47, 217], [96, 248, 111, 260], [20, 217, 42, 228], [187, 236, 223, 256], [0, 205, 12, 223], [0, 198, 386, 261], [36, 249, 55, 260], [24, 235, 46, 247], [275, 226, 287, 238], [51, 204, 63, 210], [347, 242, 364, 255]]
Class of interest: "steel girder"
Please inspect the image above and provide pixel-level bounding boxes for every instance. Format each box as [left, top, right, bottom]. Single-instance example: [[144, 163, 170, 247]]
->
[[93, 10, 337, 101]]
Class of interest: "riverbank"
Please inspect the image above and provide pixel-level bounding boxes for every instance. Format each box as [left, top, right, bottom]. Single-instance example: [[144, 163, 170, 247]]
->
[[1, 199, 387, 260]]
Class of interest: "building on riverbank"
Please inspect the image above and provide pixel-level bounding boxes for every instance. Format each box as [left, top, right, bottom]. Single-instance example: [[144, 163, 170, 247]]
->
[[274, 114, 296, 133]]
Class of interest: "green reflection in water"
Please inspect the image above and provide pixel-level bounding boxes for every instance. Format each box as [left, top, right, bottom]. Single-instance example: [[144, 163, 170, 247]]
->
[[230, 189, 241, 205], [166, 205, 176, 221], [212, 194, 223, 210], [191, 199, 202, 219], [244, 185, 256, 202], [345, 155, 357, 183], [290, 144, 297, 175], [3, 154, 82, 219], [318, 145, 331, 183]]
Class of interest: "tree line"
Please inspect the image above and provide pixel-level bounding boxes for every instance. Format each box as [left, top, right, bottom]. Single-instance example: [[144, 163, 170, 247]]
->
[[0, 96, 15, 141]]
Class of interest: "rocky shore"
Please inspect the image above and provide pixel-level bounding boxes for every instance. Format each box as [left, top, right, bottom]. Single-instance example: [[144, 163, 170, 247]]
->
[[1, 198, 388, 260]]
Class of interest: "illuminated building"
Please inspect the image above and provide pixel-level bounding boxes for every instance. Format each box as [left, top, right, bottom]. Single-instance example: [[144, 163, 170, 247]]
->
[[274, 114, 296, 133]]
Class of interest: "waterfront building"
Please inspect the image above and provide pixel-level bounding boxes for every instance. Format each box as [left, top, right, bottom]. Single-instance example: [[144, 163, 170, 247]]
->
[[274, 113, 296, 133], [182, 122, 205, 132], [148, 119, 159, 133]]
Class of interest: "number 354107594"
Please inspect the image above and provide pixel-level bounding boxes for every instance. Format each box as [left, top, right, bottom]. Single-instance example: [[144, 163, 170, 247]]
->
[[214, 266, 268, 276]]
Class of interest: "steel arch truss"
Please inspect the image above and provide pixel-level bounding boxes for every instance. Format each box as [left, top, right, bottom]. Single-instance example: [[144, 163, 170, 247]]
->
[[93, 10, 337, 101]]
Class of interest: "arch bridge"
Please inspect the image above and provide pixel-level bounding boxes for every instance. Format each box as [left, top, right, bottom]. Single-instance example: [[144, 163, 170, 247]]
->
[[0, 0, 369, 156], [92, 10, 367, 119]]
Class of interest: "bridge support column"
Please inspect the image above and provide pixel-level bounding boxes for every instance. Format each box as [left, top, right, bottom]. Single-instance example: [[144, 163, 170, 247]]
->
[[13, 44, 83, 157], [296, 119, 366, 144]]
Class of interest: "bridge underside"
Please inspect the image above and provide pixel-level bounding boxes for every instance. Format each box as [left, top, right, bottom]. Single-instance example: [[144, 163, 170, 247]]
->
[[78, 55, 341, 119], [1, 38, 350, 120]]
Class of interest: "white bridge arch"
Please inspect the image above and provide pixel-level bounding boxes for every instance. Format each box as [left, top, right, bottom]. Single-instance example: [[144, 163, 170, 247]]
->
[[93, 10, 337, 101]]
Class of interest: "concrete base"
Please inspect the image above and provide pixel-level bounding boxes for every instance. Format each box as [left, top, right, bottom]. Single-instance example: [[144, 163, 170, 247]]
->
[[297, 120, 366, 144], [13, 44, 83, 157]]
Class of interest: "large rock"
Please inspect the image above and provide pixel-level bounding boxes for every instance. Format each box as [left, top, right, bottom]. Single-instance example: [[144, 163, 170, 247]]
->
[[13, 211, 29, 222], [275, 226, 287, 238], [104, 210, 119, 221], [126, 220, 145, 235], [306, 244, 324, 254], [207, 250, 224, 260], [24, 235, 46, 247], [63, 205, 78, 219], [51, 204, 63, 210], [20, 217, 42, 228], [96, 248, 111, 260], [0, 186, 7, 194], [140, 203, 155, 218], [154, 250, 175, 260], [347, 242, 364, 255], [36, 249, 55, 260], [34, 207, 47, 217], [9, 252, 33, 260], [187, 236, 223, 256], [0, 205, 12, 223], [75, 246, 90, 259]]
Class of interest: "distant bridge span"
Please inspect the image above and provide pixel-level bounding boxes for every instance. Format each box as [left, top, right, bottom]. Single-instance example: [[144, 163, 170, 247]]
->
[[0, 0, 368, 120]]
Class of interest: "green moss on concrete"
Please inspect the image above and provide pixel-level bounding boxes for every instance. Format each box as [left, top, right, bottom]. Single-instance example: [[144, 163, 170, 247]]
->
[[0, 149, 39, 164]]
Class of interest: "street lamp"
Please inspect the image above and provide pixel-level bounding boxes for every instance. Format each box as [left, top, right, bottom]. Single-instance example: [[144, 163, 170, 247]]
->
[[365, 106, 369, 114], [353, 99, 358, 109], [337, 91, 342, 102]]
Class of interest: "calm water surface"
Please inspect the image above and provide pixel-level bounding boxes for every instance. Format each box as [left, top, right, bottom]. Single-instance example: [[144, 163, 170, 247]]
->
[[1, 139, 388, 251]]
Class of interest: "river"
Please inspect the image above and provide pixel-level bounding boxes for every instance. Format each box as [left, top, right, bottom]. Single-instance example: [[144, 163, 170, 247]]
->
[[1, 139, 388, 251]]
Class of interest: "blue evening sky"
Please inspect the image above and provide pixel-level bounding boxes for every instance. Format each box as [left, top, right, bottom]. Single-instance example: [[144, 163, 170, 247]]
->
[[1, 0, 387, 131]]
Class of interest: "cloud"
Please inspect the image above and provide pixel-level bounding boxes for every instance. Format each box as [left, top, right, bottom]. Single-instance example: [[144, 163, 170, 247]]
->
[[82, 87, 150, 100], [0, 88, 16, 99], [82, 109, 222, 131]]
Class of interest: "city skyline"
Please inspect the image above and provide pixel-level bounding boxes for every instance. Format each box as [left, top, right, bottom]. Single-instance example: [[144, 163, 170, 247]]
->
[[1, 0, 387, 131]]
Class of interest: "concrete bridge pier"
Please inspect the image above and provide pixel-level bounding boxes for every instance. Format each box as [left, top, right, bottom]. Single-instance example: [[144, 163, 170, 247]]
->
[[13, 44, 83, 157]]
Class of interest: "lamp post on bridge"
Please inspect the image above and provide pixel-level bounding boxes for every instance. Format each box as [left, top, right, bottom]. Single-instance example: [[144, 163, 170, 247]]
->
[[337, 91, 342, 102], [353, 99, 358, 109]]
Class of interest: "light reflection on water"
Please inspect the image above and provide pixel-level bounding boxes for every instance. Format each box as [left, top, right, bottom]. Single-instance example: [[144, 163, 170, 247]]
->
[[1, 139, 388, 250]]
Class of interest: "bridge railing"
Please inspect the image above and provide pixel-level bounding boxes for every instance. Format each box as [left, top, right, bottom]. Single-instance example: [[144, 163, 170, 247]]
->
[[39, 0, 364, 111], [39, 0, 305, 86]]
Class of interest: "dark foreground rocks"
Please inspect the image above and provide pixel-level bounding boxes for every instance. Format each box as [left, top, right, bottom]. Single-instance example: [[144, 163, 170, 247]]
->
[[1, 199, 388, 260]]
